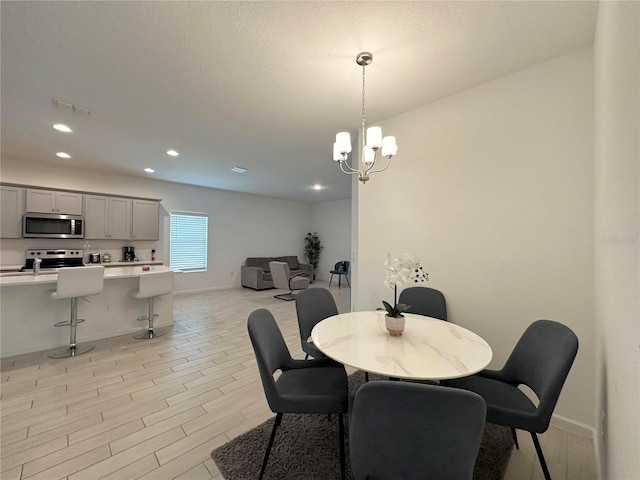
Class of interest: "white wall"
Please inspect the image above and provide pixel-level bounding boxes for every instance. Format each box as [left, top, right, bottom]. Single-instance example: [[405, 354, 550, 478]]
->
[[0, 157, 313, 292], [310, 198, 351, 282], [593, 2, 640, 478], [354, 48, 595, 428]]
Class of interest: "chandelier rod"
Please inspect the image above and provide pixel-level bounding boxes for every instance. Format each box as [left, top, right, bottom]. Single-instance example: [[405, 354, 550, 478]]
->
[[361, 54, 367, 135]]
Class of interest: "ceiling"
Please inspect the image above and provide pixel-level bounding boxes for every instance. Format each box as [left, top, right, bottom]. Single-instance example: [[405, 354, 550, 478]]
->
[[1, 1, 598, 203]]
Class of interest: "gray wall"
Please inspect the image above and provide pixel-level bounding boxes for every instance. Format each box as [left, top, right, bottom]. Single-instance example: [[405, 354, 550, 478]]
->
[[353, 48, 596, 429], [594, 2, 640, 478], [310, 198, 351, 282]]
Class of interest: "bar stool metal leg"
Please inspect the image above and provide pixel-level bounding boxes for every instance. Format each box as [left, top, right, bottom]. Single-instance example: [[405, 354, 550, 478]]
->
[[49, 297, 95, 358], [134, 297, 168, 339]]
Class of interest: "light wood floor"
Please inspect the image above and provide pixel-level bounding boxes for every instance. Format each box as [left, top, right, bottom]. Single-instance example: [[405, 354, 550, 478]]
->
[[1, 281, 597, 479]]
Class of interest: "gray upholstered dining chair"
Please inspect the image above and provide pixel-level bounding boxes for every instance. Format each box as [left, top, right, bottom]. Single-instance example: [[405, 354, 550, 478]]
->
[[247, 308, 348, 480], [397, 286, 447, 320], [350, 381, 486, 480], [296, 287, 369, 382], [443, 319, 579, 480], [295, 287, 339, 360], [269, 261, 310, 301]]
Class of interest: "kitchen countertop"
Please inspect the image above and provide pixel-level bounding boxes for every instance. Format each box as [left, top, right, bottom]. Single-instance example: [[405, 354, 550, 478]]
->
[[0, 260, 163, 276], [0, 265, 177, 286]]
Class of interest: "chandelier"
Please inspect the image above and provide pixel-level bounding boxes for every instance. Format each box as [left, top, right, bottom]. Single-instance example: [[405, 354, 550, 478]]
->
[[333, 52, 398, 184]]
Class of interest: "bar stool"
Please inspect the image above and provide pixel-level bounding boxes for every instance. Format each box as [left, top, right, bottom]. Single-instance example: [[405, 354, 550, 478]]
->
[[130, 271, 173, 339], [49, 265, 105, 359]]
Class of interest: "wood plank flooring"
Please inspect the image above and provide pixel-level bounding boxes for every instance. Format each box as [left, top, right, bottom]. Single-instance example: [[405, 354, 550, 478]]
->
[[1, 282, 597, 479]]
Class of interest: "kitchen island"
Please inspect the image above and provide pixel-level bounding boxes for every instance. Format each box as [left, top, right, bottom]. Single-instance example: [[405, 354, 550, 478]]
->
[[0, 265, 176, 358]]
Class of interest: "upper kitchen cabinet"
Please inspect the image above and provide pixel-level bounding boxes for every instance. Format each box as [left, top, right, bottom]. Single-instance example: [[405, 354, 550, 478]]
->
[[132, 200, 159, 240], [26, 189, 83, 215], [85, 195, 132, 240], [1, 185, 24, 238]]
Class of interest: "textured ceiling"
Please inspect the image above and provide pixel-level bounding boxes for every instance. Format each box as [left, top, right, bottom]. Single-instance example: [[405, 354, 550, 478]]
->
[[1, 1, 597, 203]]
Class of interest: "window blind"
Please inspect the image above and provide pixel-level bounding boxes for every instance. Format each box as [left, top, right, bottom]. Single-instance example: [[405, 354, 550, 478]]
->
[[170, 212, 208, 272]]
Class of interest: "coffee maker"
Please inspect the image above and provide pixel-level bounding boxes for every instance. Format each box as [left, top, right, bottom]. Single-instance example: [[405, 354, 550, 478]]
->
[[123, 246, 135, 262]]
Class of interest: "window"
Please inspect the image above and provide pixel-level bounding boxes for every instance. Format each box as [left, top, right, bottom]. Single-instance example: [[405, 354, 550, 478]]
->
[[170, 211, 208, 272]]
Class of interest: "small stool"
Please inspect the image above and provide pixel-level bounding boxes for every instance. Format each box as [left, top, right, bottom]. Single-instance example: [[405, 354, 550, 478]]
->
[[49, 265, 105, 359], [130, 271, 173, 339]]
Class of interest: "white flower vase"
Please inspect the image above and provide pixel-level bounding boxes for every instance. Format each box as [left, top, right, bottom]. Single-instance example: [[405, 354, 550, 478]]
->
[[385, 314, 405, 336]]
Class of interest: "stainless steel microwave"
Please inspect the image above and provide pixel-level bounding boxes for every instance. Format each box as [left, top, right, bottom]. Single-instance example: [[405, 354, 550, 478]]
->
[[23, 213, 84, 239]]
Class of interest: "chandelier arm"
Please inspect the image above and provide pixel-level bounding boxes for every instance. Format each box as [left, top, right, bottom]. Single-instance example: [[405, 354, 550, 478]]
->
[[365, 155, 392, 175], [339, 161, 360, 176]]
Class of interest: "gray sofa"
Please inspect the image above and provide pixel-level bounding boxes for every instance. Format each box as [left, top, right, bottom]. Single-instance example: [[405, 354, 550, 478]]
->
[[241, 256, 313, 290]]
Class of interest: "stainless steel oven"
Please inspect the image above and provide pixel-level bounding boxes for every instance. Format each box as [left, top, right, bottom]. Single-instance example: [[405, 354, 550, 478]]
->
[[23, 249, 84, 271], [22, 213, 84, 239]]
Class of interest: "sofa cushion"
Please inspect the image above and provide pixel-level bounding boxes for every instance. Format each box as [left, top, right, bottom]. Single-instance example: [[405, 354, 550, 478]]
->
[[275, 256, 299, 270], [246, 257, 274, 272]]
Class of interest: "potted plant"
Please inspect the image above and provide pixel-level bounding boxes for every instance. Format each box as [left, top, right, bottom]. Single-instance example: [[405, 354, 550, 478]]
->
[[304, 232, 323, 280], [382, 300, 410, 336], [383, 252, 429, 336]]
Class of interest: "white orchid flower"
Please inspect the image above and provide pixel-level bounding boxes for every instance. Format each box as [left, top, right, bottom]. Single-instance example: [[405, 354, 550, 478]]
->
[[385, 252, 428, 290]]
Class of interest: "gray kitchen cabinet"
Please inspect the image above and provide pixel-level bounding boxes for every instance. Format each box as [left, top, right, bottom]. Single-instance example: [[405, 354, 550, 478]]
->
[[26, 189, 83, 214], [131, 200, 159, 240], [85, 195, 131, 240], [1, 186, 24, 238]]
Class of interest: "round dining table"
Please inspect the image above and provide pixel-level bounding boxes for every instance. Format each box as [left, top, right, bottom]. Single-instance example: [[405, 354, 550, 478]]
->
[[310, 311, 493, 381]]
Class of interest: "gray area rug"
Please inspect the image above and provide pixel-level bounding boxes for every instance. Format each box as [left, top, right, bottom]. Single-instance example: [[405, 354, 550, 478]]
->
[[212, 371, 514, 479]]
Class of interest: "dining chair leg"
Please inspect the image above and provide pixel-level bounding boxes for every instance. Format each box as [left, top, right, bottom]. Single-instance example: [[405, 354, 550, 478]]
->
[[345, 275, 350, 287], [259, 413, 282, 480], [329, 274, 333, 287], [511, 427, 519, 449], [338, 413, 345, 480], [531, 432, 552, 480]]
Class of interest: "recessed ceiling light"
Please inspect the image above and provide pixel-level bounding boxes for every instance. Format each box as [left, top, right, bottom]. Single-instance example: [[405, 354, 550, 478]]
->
[[53, 123, 72, 133], [56, 152, 71, 158], [144, 168, 154, 173], [231, 166, 248, 174], [312, 184, 323, 190], [166, 149, 179, 157]]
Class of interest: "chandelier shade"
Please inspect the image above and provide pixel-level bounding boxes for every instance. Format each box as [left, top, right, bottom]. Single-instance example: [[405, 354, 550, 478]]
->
[[332, 52, 398, 183]]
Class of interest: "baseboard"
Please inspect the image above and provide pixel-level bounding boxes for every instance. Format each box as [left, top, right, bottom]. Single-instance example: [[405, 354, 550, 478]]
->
[[550, 413, 601, 477], [550, 413, 596, 439], [592, 427, 604, 480]]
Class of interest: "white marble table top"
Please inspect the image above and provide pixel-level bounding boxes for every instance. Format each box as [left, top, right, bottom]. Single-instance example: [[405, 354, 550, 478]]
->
[[311, 311, 493, 380]]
